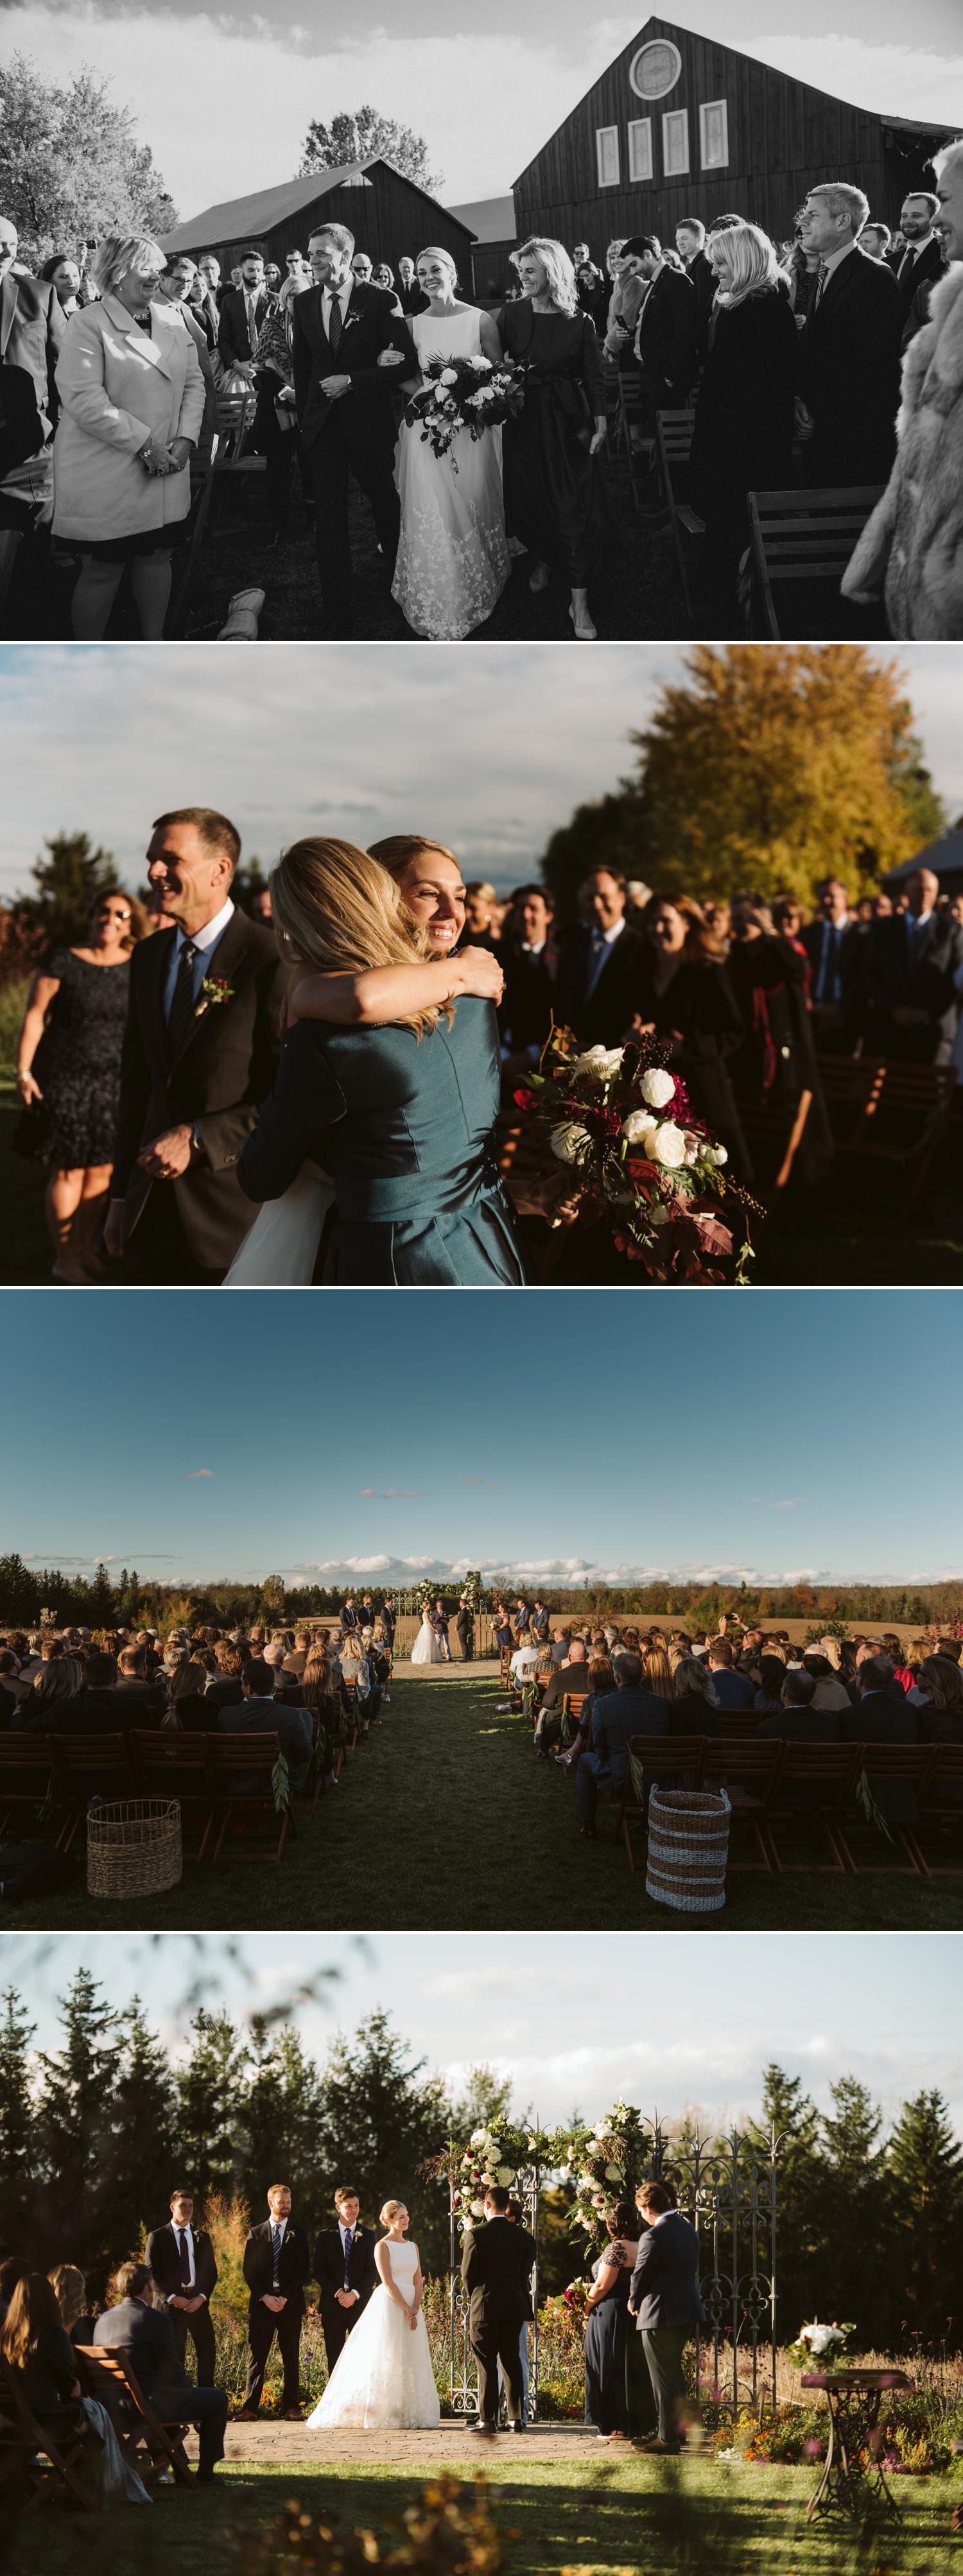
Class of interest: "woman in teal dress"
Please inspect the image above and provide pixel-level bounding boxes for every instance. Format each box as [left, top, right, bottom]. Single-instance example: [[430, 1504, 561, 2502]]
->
[[237, 837, 534, 1286]]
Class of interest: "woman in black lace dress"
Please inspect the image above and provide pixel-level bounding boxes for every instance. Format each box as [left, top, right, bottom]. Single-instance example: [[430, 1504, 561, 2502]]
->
[[15, 889, 145, 1280], [584, 2199, 656, 2441], [498, 237, 609, 640]]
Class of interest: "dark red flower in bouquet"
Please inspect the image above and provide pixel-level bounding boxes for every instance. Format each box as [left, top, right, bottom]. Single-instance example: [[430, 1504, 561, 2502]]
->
[[512, 1086, 539, 1114], [582, 1104, 623, 1139]]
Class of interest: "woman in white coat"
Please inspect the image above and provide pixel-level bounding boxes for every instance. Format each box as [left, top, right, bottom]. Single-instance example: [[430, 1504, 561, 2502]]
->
[[53, 233, 205, 638]]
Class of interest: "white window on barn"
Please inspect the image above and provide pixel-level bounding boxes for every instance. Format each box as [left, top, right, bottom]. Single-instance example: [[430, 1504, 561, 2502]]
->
[[662, 109, 690, 176], [699, 99, 729, 170], [627, 119, 654, 184], [596, 126, 620, 187], [629, 39, 682, 99]]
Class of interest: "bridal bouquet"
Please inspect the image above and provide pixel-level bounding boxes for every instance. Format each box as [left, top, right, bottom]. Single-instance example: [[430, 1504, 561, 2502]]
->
[[512, 1026, 757, 1284], [786, 2319, 857, 2371], [403, 352, 525, 468]]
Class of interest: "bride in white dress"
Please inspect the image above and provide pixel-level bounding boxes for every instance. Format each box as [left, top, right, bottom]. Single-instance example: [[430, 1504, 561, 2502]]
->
[[393, 246, 510, 640], [411, 1610, 444, 1666], [307, 2201, 440, 2432]]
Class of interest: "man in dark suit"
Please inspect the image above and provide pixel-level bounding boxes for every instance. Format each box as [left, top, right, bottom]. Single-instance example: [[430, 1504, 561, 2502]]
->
[[860, 868, 963, 1063], [576, 1653, 672, 1835], [532, 1601, 550, 1642], [462, 2186, 537, 2434], [106, 806, 286, 1284], [146, 2190, 218, 2385], [94, 2260, 229, 2478], [291, 219, 416, 637], [629, 2183, 705, 2454], [381, 1598, 397, 1647], [893, 191, 946, 325], [556, 869, 645, 1047], [396, 257, 428, 317], [796, 185, 901, 486], [238, 2186, 311, 2418], [155, 257, 220, 469], [313, 2187, 379, 2375], [706, 1640, 755, 1712], [0, 218, 65, 482], [801, 878, 863, 1050], [498, 886, 559, 1068], [217, 248, 276, 373], [620, 235, 697, 418], [219, 1660, 313, 1790], [535, 1638, 588, 1752], [840, 1653, 920, 1825], [456, 1599, 474, 1660], [342, 1597, 359, 1633], [675, 219, 715, 367]]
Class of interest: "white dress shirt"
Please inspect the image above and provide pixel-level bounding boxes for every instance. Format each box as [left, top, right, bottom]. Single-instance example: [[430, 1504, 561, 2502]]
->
[[163, 895, 235, 1020]]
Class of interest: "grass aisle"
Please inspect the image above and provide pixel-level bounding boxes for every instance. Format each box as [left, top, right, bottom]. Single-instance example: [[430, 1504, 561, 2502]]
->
[[15, 1674, 963, 1932]]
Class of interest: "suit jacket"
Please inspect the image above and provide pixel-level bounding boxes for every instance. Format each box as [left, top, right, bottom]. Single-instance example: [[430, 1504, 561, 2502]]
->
[[539, 1658, 589, 1714], [498, 938, 559, 1054], [113, 907, 286, 1271], [629, 2213, 705, 2332], [243, 2218, 311, 2317], [635, 266, 697, 395], [798, 246, 901, 485], [218, 286, 276, 370], [591, 1685, 672, 1787], [801, 915, 863, 1009], [146, 2220, 218, 2306], [313, 2224, 379, 2319], [17, 1684, 160, 1736], [291, 280, 415, 453], [686, 248, 716, 366], [556, 923, 645, 1048], [461, 2217, 537, 2327], [1, 270, 65, 474], [895, 234, 946, 323], [93, 2295, 195, 2412], [218, 1695, 312, 1789], [861, 909, 963, 1061], [456, 1609, 474, 1637]]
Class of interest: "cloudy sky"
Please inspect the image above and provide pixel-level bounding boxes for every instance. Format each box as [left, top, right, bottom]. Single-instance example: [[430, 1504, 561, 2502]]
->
[[3, 1287, 960, 1586], [4, 1928, 960, 2135], [1, 642, 960, 907], [3, 2, 962, 214]]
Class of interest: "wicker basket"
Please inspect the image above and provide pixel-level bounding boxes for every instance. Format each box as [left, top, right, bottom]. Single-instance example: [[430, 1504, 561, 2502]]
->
[[86, 1798, 182, 1900], [645, 1785, 731, 1914]]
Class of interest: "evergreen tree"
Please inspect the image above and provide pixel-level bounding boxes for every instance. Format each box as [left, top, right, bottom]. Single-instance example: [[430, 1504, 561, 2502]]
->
[[0, 1988, 37, 2247], [240, 2025, 325, 2219], [885, 2090, 963, 2346], [744, 2064, 822, 2337], [174, 2010, 249, 2204], [449, 2064, 516, 2136], [315, 2011, 452, 2276], [13, 830, 118, 949], [33, 1970, 121, 2276], [819, 2077, 886, 2338], [106, 2001, 178, 2266]]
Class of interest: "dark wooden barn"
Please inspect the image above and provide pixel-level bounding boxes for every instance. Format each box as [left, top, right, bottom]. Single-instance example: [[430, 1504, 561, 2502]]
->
[[159, 159, 474, 283], [513, 15, 959, 253], [447, 196, 518, 299]]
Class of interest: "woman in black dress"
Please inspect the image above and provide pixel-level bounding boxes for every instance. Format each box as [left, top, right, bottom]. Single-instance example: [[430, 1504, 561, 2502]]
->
[[498, 237, 608, 640], [15, 888, 145, 1280], [634, 893, 752, 1181], [727, 898, 834, 1187], [584, 2199, 654, 2441], [0, 2271, 89, 2442], [690, 221, 797, 608]]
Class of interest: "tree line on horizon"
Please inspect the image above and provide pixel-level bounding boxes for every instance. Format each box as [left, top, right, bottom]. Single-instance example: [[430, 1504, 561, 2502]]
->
[[1, 1972, 960, 2349]]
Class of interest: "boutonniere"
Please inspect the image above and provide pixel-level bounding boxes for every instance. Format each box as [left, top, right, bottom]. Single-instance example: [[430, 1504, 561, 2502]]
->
[[195, 974, 234, 1018]]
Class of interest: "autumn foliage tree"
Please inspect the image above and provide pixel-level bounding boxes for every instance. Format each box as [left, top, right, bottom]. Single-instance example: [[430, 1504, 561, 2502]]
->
[[0, 55, 177, 266], [300, 106, 441, 195]]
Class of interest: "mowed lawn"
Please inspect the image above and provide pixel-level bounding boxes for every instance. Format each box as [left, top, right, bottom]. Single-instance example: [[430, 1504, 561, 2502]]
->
[[13, 1673, 962, 1934], [11, 2455, 963, 2576]]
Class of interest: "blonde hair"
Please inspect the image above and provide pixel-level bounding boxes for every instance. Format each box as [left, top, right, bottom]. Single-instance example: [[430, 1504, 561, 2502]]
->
[[92, 234, 165, 295], [49, 2264, 87, 2330], [379, 2199, 407, 2226], [516, 236, 578, 317], [269, 836, 445, 1038], [415, 245, 459, 289], [711, 221, 780, 307]]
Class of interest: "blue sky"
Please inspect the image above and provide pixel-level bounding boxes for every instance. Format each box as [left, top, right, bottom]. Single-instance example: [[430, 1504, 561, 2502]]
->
[[3, 1929, 960, 2134], [0, 643, 960, 906], [3, 3, 961, 214], [1, 1288, 959, 1586]]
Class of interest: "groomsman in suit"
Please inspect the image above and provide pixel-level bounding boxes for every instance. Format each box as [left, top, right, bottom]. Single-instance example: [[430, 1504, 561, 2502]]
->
[[801, 879, 863, 1049], [498, 887, 559, 1069], [620, 235, 697, 416], [239, 2185, 311, 2419], [862, 868, 963, 1062], [893, 191, 946, 324], [291, 220, 417, 637], [462, 2186, 537, 2435], [107, 807, 286, 1284], [313, 2187, 379, 2374], [675, 219, 716, 366], [94, 2261, 229, 2479], [795, 184, 901, 486], [557, 869, 645, 1047], [217, 248, 276, 372], [360, 1593, 376, 1627], [381, 1598, 397, 1647], [456, 1599, 474, 1660], [629, 2182, 705, 2454], [532, 1601, 550, 1642], [146, 2189, 218, 2385], [342, 1597, 359, 1633]]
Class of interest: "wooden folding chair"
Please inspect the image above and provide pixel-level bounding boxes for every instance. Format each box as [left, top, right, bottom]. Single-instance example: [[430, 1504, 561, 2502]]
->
[[702, 1738, 785, 1871], [127, 1728, 216, 1860], [75, 2348, 196, 2489], [747, 485, 885, 638], [167, 433, 220, 634], [833, 1744, 937, 1875], [0, 1732, 55, 1836], [48, 1731, 134, 1852], [732, 1080, 813, 1199], [0, 2354, 98, 2513], [719, 1707, 764, 1739], [820, 1060, 955, 1211], [615, 367, 652, 510], [615, 1735, 707, 1873], [905, 1744, 963, 1875], [655, 406, 700, 620], [560, 1692, 588, 1749], [205, 1731, 295, 1862], [763, 1741, 866, 1872]]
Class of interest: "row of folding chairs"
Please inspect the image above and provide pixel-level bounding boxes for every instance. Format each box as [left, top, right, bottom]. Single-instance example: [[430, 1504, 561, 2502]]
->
[[0, 1724, 315, 1867], [609, 1735, 962, 1880], [0, 2344, 198, 2518]]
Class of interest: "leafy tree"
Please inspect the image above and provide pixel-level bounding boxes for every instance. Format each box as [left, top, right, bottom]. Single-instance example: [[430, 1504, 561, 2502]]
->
[[885, 2091, 963, 2346], [315, 2010, 452, 2273], [174, 2009, 249, 2205], [0, 54, 177, 266], [13, 830, 118, 952], [300, 105, 441, 196], [0, 1988, 37, 2248], [33, 1970, 122, 2277]]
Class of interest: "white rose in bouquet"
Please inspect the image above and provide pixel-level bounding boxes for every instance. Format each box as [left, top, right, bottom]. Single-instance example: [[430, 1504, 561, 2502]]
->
[[439, 366, 459, 385], [593, 2122, 610, 2141], [550, 1121, 593, 1165], [573, 1045, 624, 1079], [621, 1110, 659, 1146], [651, 1122, 686, 1168], [711, 1146, 728, 1167], [640, 1067, 676, 1110], [470, 2128, 490, 2149], [470, 2199, 486, 2217], [496, 2165, 516, 2186], [604, 2165, 623, 2183], [807, 2324, 842, 2358]]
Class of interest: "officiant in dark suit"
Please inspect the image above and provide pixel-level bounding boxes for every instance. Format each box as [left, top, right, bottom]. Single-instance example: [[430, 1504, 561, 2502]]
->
[[313, 2189, 379, 2375], [861, 868, 963, 1062], [556, 870, 645, 1047], [629, 2183, 705, 2454], [146, 2189, 218, 2385], [462, 2186, 537, 2433], [106, 806, 286, 1284], [795, 185, 901, 486], [239, 2186, 311, 2419], [291, 219, 416, 637]]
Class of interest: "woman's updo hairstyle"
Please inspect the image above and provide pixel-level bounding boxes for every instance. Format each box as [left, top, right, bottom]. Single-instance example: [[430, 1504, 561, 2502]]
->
[[380, 2199, 406, 2226]]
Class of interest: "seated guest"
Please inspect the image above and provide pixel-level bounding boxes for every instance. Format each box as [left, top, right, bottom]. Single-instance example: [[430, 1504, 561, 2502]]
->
[[535, 1638, 588, 1753], [218, 1658, 313, 1790], [301, 1642, 340, 1782], [795, 183, 901, 488], [690, 221, 797, 605], [668, 1656, 723, 1737], [263, 1640, 307, 1705], [752, 1651, 788, 1713], [801, 1652, 852, 1712], [93, 2262, 228, 2482], [858, 868, 963, 1063], [756, 1667, 839, 1740], [840, 1653, 920, 1824], [706, 1638, 754, 1711], [0, 2256, 27, 2326], [12, 1657, 82, 1728], [576, 1652, 672, 1838], [633, 893, 750, 1177], [555, 1653, 615, 1769], [19, 1649, 157, 1734], [510, 1635, 540, 1684], [116, 1644, 166, 1708], [169, 1655, 213, 1709], [48, 2263, 96, 2350], [642, 1645, 672, 1700], [0, 2272, 88, 2441], [205, 1642, 245, 1708], [283, 1631, 311, 1678], [914, 1658, 963, 1808]]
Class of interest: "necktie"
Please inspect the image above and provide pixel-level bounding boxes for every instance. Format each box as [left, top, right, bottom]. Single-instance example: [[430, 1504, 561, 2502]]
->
[[177, 2228, 191, 2287], [813, 261, 828, 307], [167, 939, 198, 1060], [272, 2224, 282, 2287], [327, 293, 343, 354], [343, 2228, 354, 2287], [585, 932, 607, 1001]]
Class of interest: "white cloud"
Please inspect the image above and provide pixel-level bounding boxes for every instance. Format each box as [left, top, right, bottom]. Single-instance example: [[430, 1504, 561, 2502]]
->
[[183, 1468, 214, 1479]]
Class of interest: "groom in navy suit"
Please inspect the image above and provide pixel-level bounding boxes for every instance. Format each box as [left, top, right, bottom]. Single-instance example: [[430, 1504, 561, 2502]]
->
[[629, 2181, 705, 2453], [291, 219, 416, 637], [313, 2187, 379, 2374]]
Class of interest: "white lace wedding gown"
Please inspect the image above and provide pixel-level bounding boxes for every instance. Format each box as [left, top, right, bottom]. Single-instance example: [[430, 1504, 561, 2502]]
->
[[307, 2240, 440, 2430], [393, 307, 510, 639], [412, 1613, 444, 1665]]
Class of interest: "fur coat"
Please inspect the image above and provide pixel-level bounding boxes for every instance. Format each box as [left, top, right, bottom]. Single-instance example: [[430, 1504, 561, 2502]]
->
[[842, 262, 963, 637]]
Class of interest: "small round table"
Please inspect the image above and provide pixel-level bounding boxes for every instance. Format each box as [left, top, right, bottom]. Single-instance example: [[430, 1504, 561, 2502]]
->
[[801, 2369, 912, 2519]]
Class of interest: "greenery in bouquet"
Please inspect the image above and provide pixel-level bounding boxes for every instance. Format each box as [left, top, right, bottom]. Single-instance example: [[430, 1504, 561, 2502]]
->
[[403, 352, 525, 469], [556, 2100, 652, 2248], [786, 2318, 858, 2370], [512, 1026, 757, 1282]]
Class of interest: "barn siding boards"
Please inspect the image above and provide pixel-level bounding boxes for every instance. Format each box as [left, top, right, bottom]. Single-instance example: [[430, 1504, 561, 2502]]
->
[[159, 159, 474, 285]]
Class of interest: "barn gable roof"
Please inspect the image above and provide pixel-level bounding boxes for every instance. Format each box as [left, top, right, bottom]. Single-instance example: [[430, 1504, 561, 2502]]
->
[[882, 827, 963, 886], [159, 159, 476, 253], [446, 195, 517, 244]]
